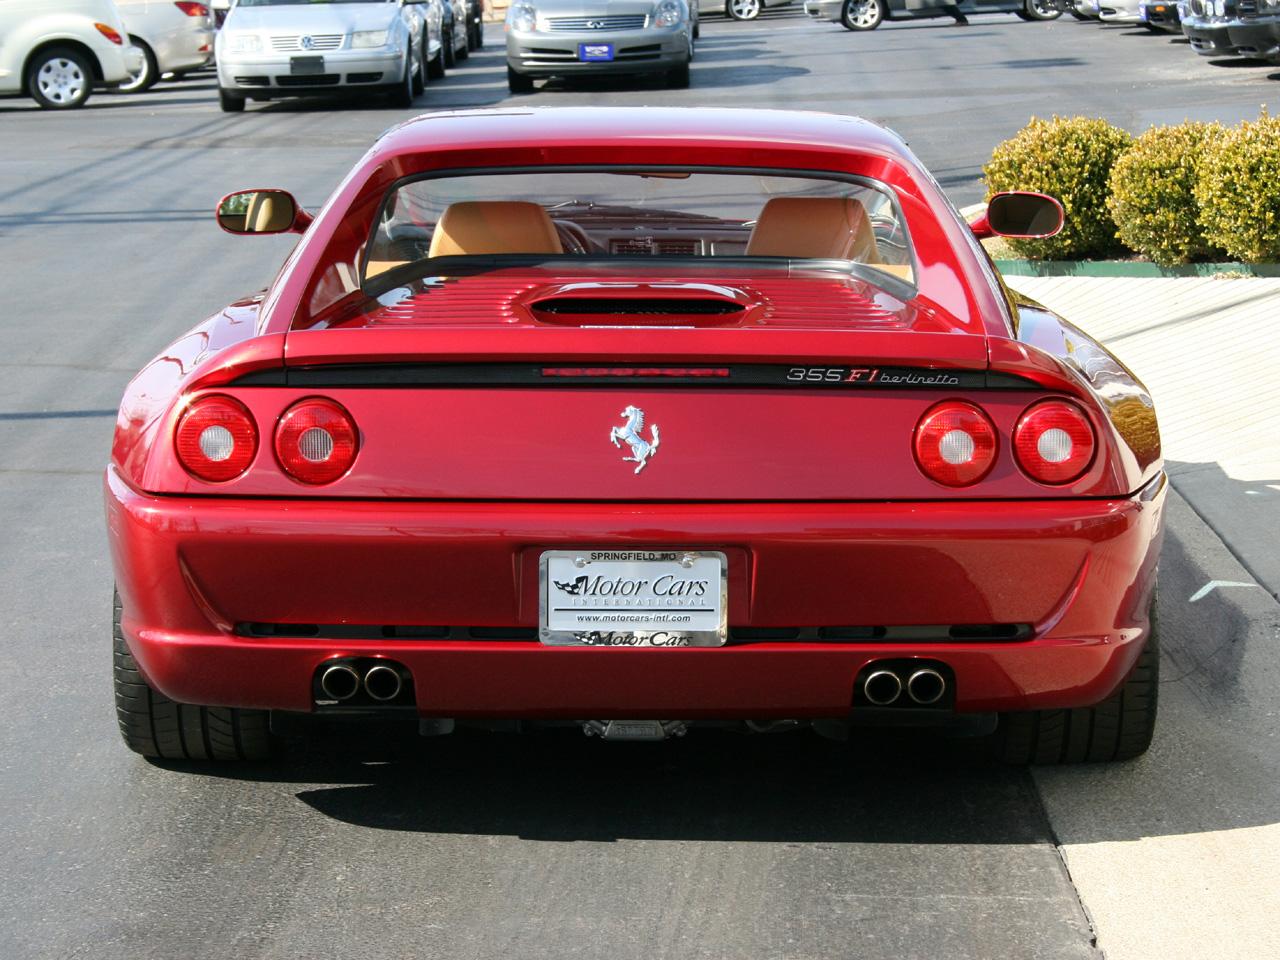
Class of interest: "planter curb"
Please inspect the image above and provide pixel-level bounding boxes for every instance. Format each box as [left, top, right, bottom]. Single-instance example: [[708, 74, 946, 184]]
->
[[993, 260, 1280, 279]]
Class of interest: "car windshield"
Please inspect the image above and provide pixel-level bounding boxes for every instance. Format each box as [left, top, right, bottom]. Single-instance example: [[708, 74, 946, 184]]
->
[[365, 169, 915, 287]]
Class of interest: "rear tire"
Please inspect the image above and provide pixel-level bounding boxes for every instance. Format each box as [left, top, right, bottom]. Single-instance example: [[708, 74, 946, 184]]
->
[[1021, 0, 1063, 19], [113, 590, 272, 761], [727, 0, 762, 19], [1000, 601, 1159, 764], [219, 87, 245, 112], [507, 65, 534, 93], [27, 46, 94, 109], [444, 27, 457, 68], [841, 0, 885, 31], [119, 37, 159, 93]]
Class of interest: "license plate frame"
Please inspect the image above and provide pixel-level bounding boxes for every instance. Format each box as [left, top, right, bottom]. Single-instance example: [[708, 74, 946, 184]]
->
[[290, 55, 326, 75], [539, 550, 728, 647], [577, 42, 615, 62]]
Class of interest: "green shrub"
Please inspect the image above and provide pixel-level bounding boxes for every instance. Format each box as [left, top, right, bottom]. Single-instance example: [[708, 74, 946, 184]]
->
[[983, 116, 1133, 260], [1108, 122, 1224, 266], [1195, 113, 1280, 263]]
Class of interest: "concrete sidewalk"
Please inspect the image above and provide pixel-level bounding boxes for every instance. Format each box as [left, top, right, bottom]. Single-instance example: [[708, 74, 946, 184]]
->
[[1001, 272, 1280, 960], [1006, 274, 1280, 599]]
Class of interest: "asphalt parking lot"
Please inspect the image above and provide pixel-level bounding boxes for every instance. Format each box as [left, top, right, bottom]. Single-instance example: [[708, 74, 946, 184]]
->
[[0, 10, 1277, 960]]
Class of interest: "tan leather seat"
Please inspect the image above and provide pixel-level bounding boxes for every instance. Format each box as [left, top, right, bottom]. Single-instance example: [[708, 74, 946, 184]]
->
[[244, 192, 294, 233], [746, 197, 881, 263], [427, 201, 564, 258]]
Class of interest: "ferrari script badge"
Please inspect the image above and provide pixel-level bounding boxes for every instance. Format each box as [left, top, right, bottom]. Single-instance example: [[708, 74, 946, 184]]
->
[[609, 405, 660, 474]]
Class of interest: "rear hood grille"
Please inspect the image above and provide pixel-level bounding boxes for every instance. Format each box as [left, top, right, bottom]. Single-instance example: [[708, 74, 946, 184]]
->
[[329, 272, 923, 332]]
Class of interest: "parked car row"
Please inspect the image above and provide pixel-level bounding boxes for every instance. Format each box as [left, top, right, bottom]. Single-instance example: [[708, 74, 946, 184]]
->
[[0, 0, 206, 108], [804, 0, 1061, 30], [0, 0, 487, 110], [1065, 0, 1280, 67], [215, 0, 483, 112]]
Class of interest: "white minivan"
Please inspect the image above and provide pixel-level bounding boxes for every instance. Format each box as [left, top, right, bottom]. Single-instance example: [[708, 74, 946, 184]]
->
[[0, 0, 145, 108]]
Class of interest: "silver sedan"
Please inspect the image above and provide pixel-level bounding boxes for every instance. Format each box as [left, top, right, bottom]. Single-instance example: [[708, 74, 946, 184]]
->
[[505, 0, 695, 92]]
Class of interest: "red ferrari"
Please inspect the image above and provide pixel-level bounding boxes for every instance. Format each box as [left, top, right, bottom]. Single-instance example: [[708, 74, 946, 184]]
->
[[105, 108, 1164, 763]]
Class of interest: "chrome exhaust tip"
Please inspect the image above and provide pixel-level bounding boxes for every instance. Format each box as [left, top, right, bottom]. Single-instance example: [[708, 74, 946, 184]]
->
[[319, 663, 361, 701], [364, 663, 403, 702], [863, 669, 903, 706], [906, 668, 946, 705]]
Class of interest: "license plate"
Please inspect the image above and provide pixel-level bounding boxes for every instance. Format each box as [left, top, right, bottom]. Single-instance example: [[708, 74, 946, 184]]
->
[[290, 56, 325, 75], [578, 43, 614, 62], [540, 550, 727, 647]]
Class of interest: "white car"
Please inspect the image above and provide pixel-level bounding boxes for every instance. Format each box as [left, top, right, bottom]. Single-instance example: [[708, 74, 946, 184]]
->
[[116, 0, 215, 92], [0, 0, 144, 108], [215, 0, 439, 113]]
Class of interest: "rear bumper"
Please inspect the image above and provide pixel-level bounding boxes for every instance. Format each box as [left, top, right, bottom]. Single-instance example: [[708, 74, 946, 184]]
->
[[106, 467, 1165, 718]]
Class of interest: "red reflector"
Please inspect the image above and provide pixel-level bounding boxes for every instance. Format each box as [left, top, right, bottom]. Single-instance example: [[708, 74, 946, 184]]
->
[[1013, 400, 1096, 484], [174, 1, 209, 15], [913, 401, 998, 487], [541, 367, 730, 378], [274, 399, 359, 485], [94, 22, 124, 44], [175, 396, 258, 482]]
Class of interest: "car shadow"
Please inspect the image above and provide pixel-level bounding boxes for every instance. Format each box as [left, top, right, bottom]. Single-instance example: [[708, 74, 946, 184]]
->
[[532, 61, 811, 92], [1208, 56, 1276, 67], [159, 730, 1060, 844]]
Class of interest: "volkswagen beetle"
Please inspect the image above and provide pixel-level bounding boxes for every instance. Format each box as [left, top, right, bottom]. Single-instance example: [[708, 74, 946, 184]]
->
[[106, 108, 1164, 763]]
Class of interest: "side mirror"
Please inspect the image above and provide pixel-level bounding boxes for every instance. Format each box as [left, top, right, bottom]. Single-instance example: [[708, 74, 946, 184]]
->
[[216, 189, 311, 235], [969, 191, 1064, 240]]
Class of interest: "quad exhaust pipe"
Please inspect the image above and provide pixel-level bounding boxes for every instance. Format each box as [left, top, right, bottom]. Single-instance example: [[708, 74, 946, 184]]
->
[[363, 663, 403, 702], [863, 669, 903, 706], [317, 660, 407, 703], [319, 663, 361, 701], [906, 668, 946, 705], [861, 664, 949, 707]]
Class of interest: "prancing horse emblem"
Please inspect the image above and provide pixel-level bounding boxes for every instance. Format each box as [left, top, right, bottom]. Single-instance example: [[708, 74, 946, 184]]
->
[[609, 405, 660, 474]]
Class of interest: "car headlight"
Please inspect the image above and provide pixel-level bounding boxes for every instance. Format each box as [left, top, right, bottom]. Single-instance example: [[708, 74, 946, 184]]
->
[[351, 29, 390, 49], [506, 2, 537, 32], [226, 33, 261, 54], [654, 0, 685, 27]]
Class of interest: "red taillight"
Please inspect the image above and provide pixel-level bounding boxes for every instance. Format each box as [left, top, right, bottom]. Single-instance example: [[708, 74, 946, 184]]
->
[[175, 396, 258, 482], [274, 399, 359, 485], [94, 22, 124, 44], [174, 2, 209, 15], [913, 401, 998, 487], [1013, 400, 1096, 484]]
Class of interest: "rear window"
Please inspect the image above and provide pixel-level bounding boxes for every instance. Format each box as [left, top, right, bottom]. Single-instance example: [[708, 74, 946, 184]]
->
[[364, 169, 914, 287]]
